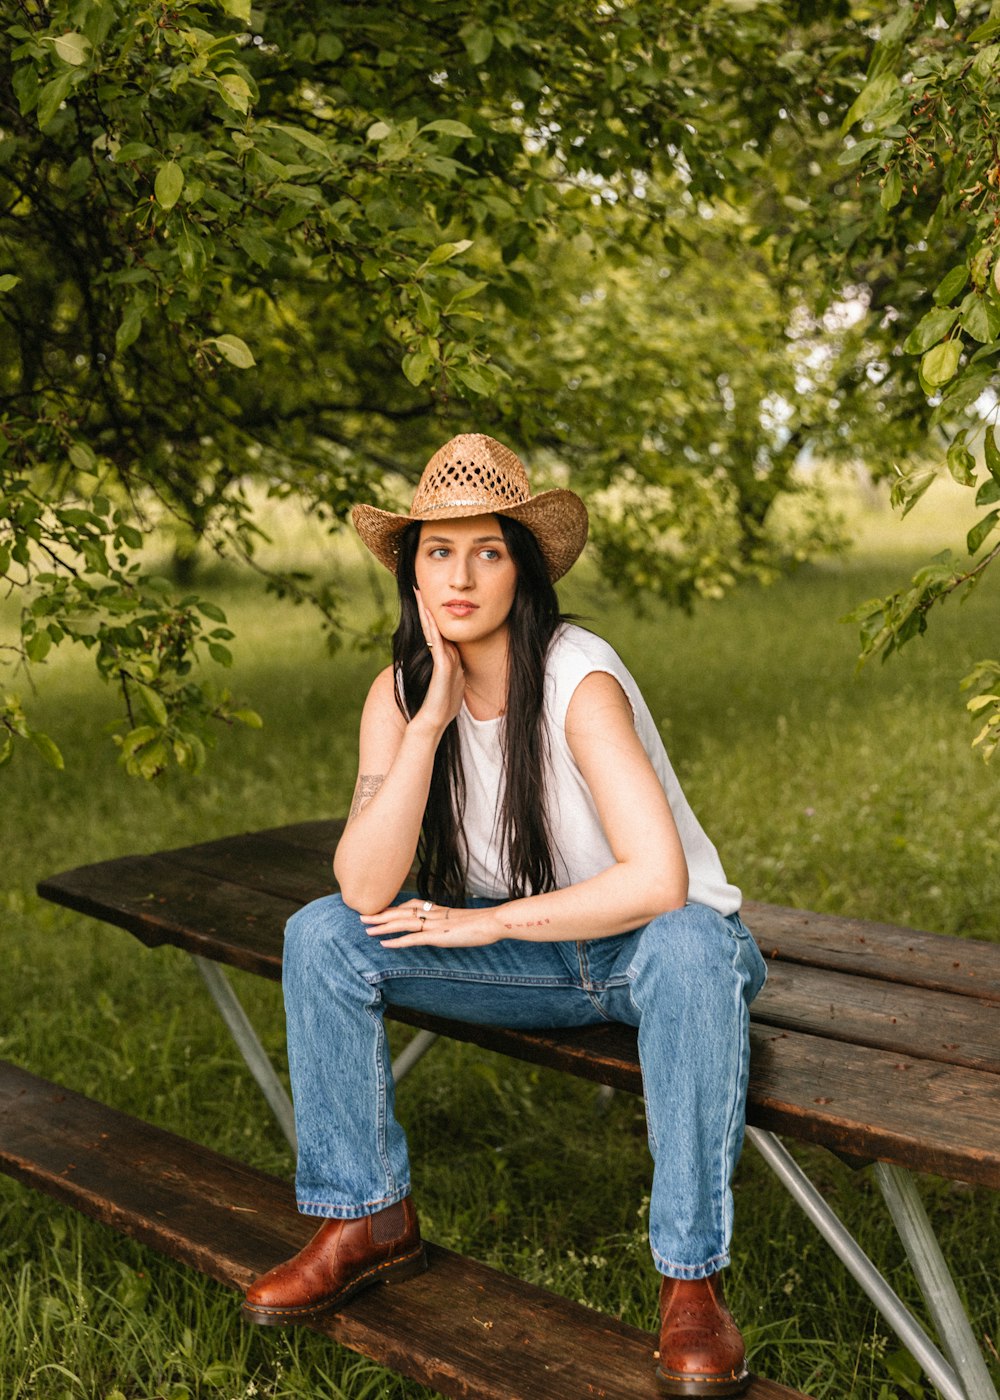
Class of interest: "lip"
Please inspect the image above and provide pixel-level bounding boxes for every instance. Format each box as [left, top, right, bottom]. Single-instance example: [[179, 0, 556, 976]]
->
[[443, 601, 479, 617]]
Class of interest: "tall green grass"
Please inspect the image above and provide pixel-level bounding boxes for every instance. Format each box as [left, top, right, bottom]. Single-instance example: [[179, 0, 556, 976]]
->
[[2, 478, 998, 1399]]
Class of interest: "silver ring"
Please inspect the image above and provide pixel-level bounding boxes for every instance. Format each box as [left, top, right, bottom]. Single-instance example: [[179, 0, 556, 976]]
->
[[421, 901, 433, 912]]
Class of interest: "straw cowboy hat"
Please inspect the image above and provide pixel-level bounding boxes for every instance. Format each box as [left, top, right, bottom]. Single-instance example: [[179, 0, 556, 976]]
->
[[351, 433, 588, 582]]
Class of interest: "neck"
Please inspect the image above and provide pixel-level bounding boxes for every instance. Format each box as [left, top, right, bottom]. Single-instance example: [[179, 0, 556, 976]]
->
[[458, 630, 509, 718]]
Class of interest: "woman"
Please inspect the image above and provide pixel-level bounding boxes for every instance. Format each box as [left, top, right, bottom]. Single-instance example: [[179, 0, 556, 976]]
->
[[242, 434, 767, 1397]]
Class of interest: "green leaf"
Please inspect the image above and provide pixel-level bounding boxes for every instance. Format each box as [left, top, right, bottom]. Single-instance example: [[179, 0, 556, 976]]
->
[[975, 477, 1000, 506], [271, 123, 329, 156], [461, 23, 494, 65], [447, 280, 489, 308], [366, 121, 392, 142], [933, 265, 968, 305], [115, 304, 143, 355], [220, 0, 251, 20], [972, 42, 1000, 78], [967, 509, 1000, 555], [421, 120, 476, 139], [29, 730, 65, 770], [210, 334, 255, 368], [196, 600, 227, 622], [880, 167, 902, 210], [985, 426, 1000, 484], [904, 307, 958, 355], [968, 17, 1000, 41], [208, 642, 233, 666], [402, 347, 436, 386], [316, 33, 344, 62], [113, 141, 156, 162], [424, 239, 473, 266], [920, 340, 961, 387], [237, 229, 273, 268], [25, 631, 52, 663], [959, 295, 1000, 344], [154, 161, 184, 210], [0, 274, 21, 293], [50, 31, 91, 66], [453, 361, 496, 395], [36, 69, 75, 128], [217, 73, 252, 113], [139, 684, 168, 726], [230, 707, 263, 728], [841, 73, 900, 135], [68, 442, 97, 472], [946, 440, 976, 486]]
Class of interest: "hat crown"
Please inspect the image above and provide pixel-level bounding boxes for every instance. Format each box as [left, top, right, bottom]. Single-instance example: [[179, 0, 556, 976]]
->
[[410, 434, 531, 516]]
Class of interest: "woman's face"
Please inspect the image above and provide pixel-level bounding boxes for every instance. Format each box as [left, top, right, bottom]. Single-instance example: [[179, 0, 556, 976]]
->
[[413, 515, 518, 648]]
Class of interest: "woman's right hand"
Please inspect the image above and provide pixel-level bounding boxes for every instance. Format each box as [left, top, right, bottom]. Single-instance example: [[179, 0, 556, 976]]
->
[[413, 588, 465, 734]]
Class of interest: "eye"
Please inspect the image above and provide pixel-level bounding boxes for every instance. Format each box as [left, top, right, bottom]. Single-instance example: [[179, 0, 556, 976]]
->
[[480, 548, 502, 561], [428, 547, 449, 559]]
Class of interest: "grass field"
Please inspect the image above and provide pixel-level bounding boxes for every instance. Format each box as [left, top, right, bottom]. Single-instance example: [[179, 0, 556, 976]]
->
[[1, 476, 998, 1399]]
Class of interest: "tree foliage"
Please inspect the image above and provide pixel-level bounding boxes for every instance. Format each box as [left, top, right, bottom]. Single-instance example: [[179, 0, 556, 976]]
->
[[825, 1, 1000, 761], [2, 0, 997, 775]]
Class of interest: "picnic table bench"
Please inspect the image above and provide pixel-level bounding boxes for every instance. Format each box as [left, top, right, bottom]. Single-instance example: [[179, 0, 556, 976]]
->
[[4, 816, 999, 1400]]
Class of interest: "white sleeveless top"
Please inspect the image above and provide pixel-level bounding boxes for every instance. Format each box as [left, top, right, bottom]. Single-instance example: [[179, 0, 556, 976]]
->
[[455, 623, 741, 915]]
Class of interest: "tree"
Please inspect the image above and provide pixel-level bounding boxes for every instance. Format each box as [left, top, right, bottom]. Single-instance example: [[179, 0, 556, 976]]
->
[[5, 0, 992, 776], [750, 0, 1000, 760]]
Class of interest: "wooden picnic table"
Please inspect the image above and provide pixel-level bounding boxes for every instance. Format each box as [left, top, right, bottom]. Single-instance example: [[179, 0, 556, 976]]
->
[[3, 817, 998, 1400]]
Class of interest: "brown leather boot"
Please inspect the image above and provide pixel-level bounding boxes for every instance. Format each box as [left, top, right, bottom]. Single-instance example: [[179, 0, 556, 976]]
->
[[656, 1273, 750, 1396], [241, 1196, 427, 1326]]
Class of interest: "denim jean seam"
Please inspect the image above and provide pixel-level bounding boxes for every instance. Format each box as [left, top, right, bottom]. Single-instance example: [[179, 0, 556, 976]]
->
[[717, 926, 752, 1254], [297, 1184, 411, 1217], [653, 1244, 731, 1279], [583, 990, 614, 1020], [363, 969, 579, 989], [365, 999, 396, 1195], [576, 939, 591, 989]]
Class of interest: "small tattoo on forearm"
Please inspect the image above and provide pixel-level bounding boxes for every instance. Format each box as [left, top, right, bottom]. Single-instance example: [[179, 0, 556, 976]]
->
[[503, 917, 552, 930], [349, 773, 384, 821]]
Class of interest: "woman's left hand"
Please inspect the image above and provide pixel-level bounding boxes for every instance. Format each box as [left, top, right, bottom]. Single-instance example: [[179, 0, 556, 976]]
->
[[361, 899, 506, 948]]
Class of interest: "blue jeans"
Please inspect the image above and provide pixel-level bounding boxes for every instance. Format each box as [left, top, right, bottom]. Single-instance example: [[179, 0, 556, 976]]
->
[[282, 895, 767, 1279]]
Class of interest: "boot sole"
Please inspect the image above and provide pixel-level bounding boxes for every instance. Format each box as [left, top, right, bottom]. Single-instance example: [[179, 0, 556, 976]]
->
[[655, 1363, 752, 1397], [240, 1244, 428, 1328]]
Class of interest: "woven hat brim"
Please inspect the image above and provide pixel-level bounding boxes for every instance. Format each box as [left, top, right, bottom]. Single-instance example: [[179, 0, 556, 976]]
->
[[352, 488, 588, 583]]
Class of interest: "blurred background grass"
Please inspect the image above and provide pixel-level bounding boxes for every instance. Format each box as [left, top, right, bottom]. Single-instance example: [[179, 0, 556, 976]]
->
[[1, 473, 998, 1399]]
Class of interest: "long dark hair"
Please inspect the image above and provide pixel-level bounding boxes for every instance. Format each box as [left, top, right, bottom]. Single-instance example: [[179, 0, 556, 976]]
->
[[393, 514, 565, 904]]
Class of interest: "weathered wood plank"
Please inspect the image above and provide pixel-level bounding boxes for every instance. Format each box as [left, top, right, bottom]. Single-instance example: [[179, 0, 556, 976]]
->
[[753, 963, 1000, 1075], [388, 1011, 1000, 1189], [0, 1060, 809, 1400], [37, 855, 290, 977], [744, 900, 1000, 1002], [163, 832, 338, 904]]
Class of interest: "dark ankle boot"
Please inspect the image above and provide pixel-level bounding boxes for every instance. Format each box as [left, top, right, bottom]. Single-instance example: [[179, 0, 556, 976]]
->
[[656, 1272, 750, 1396], [241, 1196, 426, 1326]]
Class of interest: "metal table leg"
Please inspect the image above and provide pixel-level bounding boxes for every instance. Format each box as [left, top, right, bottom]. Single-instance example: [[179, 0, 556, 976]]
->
[[190, 957, 441, 1152], [748, 1128, 997, 1400], [874, 1162, 997, 1400], [391, 1028, 439, 1080], [193, 956, 298, 1153]]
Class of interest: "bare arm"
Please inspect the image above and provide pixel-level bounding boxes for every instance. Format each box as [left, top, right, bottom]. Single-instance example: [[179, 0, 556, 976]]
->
[[363, 670, 689, 945], [333, 595, 465, 912]]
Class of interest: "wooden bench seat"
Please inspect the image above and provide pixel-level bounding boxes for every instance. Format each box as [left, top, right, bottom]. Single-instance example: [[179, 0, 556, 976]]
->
[[0, 1058, 808, 1400]]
